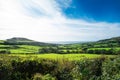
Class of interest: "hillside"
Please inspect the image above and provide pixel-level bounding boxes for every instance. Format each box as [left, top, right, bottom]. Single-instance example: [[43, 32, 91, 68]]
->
[[4, 37, 57, 46], [98, 36, 120, 43], [94, 36, 120, 47], [82, 36, 120, 48], [6, 37, 33, 42], [0, 36, 120, 54], [0, 37, 57, 54]]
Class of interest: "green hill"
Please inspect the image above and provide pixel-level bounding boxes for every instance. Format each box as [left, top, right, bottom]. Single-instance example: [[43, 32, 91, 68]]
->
[[0, 37, 57, 54], [98, 36, 120, 43], [4, 37, 57, 46], [78, 36, 120, 48], [95, 36, 120, 47], [6, 37, 33, 42], [0, 36, 120, 54]]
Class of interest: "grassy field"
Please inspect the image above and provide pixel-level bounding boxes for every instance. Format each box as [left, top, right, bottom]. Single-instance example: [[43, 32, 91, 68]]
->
[[0, 44, 41, 53], [89, 47, 120, 50], [0, 37, 120, 80], [4, 53, 114, 61], [10, 45, 41, 53]]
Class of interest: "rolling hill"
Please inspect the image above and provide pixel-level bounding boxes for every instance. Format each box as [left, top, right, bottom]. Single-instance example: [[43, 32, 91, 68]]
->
[[0, 36, 120, 54], [4, 37, 57, 46], [95, 36, 120, 47], [98, 36, 120, 43]]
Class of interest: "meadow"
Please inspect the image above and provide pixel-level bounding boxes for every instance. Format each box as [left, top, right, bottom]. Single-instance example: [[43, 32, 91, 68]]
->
[[8, 53, 114, 61], [0, 37, 120, 80]]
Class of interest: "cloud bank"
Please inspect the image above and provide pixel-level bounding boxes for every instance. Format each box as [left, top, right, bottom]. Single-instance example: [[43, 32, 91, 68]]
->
[[0, 0, 120, 41]]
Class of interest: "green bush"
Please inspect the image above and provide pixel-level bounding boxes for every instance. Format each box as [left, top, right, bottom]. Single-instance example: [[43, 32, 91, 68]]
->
[[74, 57, 105, 80], [33, 73, 56, 80], [0, 50, 11, 54], [0, 55, 119, 80], [101, 57, 120, 80], [33, 73, 43, 80], [42, 74, 56, 80]]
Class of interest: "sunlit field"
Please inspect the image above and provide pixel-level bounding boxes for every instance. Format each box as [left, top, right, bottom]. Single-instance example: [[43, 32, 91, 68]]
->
[[3, 53, 114, 61]]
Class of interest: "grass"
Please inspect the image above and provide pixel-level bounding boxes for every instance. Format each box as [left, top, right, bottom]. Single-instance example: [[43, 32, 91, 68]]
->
[[89, 47, 120, 50], [7, 53, 115, 61], [0, 44, 42, 53], [0, 40, 4, 43]]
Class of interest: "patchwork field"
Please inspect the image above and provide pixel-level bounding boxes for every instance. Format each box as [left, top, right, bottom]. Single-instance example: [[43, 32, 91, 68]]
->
[[1, 53, 114, 61], [0, 37, 120, 80]]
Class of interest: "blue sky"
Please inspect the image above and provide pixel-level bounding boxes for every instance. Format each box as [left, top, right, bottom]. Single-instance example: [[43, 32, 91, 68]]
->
[[0, 0, 120, 41], [62, 0, 120, 23]]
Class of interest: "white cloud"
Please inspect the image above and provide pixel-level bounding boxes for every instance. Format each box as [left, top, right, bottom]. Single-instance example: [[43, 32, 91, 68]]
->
[[57, 0, 72, 8], [0, 0, 120, 41]]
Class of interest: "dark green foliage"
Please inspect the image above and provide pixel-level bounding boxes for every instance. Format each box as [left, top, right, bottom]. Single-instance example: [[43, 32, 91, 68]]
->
[[39, 47, 58, 53], [73, 57, 105, 80], [39, 47, 81, 54], [55, 60, 74, 80], [33, 73, 56, 80], [1, 55, 119, 80], [101, 57, 120, 80], [33, 73, 43, 80], [42, 74, 56, 80], [0, 36, 120, 80], [0, 36, 120, 54], [87, 48, 120, 55], [0, 50, 11, 54], [0, 58, 12, 80], [81, 47, 88, 53]]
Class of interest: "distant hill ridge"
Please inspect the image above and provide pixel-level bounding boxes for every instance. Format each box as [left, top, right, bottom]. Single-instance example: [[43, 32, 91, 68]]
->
[[4, 37, 57, 46], [7, 37, 33, 42], [98, 36, 120, 43], [1, 36, 120, 46]]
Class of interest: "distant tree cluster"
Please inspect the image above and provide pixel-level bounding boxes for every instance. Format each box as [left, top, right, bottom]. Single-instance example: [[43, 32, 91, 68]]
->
[[38, 46, 120, 54], [1, 55, 120, 80], [87, 48, 120, 55], [0, 50, 11, 54], [38, 47, 82, 54]]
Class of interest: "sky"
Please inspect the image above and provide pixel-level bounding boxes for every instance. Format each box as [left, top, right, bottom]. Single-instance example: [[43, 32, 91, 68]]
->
[[0, 0, 120, 41]]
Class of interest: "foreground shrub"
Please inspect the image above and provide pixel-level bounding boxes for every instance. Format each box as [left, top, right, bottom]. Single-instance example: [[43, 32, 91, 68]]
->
[[55, 59, 74, 80], [101, 57, 120, 80], [42, 74, 56, 80], [0, 50, 11, 54], [33, 73, 56, 80], [73, 57, 105, 80], [0, 55, 119, 80], [33, 73, 42, 80]]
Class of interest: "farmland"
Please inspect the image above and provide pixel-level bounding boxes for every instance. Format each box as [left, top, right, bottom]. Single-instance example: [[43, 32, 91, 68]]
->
[[2, 53, 114, 61], [0, 37, 120, 80]]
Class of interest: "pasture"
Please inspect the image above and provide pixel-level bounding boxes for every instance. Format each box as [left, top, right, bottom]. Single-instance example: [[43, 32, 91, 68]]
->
[[4, 53, 114, 61]]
